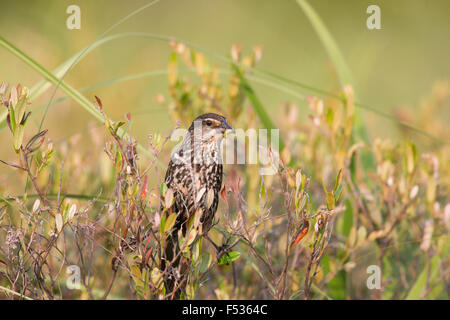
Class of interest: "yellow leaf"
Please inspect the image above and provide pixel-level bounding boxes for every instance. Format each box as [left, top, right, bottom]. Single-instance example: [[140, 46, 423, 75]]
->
[[356, 226, 367, 246], [347, 226, 357, 248], [193, 208, 203, 229], [164, 212, 177, 234], [326, 192, 335, 210], [130, 265, 143, 287], [186, 229, 197, 246], [151, 267, 163, 288], [168, 53, 178, 86]]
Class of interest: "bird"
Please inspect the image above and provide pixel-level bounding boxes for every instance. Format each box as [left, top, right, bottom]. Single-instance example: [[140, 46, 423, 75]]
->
[[162, 113, 233, 298]]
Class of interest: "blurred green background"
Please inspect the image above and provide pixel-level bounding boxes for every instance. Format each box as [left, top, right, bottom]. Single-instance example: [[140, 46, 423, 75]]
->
[[1, 0, 449, 163]]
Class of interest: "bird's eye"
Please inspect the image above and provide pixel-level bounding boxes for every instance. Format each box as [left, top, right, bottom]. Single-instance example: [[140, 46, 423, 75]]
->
[[205, 120, 213, 126]]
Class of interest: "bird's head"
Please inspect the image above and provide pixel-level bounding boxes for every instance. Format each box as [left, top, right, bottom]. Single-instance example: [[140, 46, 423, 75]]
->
[[188, 113, 233, 142]]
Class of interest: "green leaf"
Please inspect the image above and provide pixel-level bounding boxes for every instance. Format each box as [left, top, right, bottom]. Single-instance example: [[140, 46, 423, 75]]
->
[[20, 111, 31, 126], [114, 151, 122, 172], [199, 253, 212, 273], [160, 213, 166, 236], [334, 184, 343, 203], [113, 121, 125, 134], [406, 263, 427, 299], [8, 105, 16, 133], [327, 269, 346, 300], [160, 183, 168, 196], [334, 169, 343, 192], [13, 125, 25, 153], [406, 254, 441, 300], [14, 95, 27, 125], [218, 251, 241, 265], [326, 107, 334, 127]]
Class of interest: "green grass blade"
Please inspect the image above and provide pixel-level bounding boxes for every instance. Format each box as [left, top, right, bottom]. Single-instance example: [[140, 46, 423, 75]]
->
[[0, 35, 151, 159], [37, 0, 160, 132], [233, 64, 285, 150], [1, 0, 160, 132], [2, 30, 446, 146], [296, 0, 375, 171], [296, 0, 352, 86], [295, 0, 364, 137]]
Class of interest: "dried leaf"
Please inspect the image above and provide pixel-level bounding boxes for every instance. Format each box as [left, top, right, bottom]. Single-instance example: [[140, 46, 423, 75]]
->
[[55, 213, 63, 233], [420, 219, 433, 252], [164, 188, 174, 209], [295, 170, 302, 189], [32, 199, 40, 213], [193, 209, 202, 229], [410, 185, 419, 200], [68, 204, 77, 220], [94, 95, 103, 110]]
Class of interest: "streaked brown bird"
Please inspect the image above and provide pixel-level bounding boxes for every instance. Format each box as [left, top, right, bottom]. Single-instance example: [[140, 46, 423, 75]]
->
[[162, 113, 233, 298]]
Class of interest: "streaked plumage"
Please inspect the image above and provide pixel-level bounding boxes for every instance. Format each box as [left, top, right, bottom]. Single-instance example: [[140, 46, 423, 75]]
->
[[163, 113, 232, 297]]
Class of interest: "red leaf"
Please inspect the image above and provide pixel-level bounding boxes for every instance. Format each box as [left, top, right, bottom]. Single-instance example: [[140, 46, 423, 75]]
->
[[291, 220, 309, 247], [144, 247, 153, 266], [220, 185, 227, 201], [140, 175, 148, 200]]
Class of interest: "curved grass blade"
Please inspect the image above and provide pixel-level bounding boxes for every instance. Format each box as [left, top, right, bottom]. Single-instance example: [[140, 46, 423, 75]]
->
[[1, 31, 446, 146], [233, 64, 285, 151], [0, 35, 151, 159], [296, 0, 375, 171], [38, 0, 160, 132]]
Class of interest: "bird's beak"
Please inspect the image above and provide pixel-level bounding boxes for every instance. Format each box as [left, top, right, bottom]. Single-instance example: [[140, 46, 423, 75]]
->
[[222, 119, 235, 134]]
